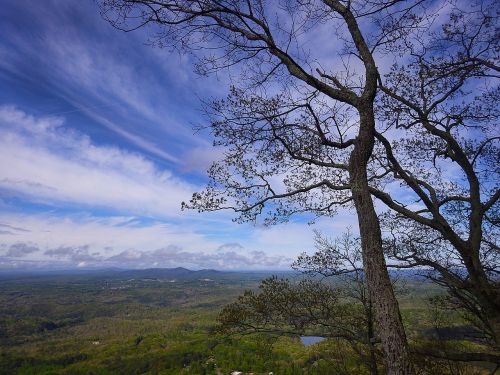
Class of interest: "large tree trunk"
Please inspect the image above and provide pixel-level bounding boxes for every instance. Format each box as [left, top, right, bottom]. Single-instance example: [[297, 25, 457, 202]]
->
[[350, 105, 414, 375], [366, 299, 380, 375]]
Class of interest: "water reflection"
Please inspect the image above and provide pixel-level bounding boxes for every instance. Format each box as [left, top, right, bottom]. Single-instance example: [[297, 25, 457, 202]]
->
[[300, 336, 325, 346]]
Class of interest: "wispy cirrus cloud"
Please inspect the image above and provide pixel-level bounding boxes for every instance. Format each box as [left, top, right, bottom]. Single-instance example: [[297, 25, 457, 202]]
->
[[0, 0, 360, 271], [0, 106, 348, 270], [0, 0, 222, 163], [0, 106, 195, 217]]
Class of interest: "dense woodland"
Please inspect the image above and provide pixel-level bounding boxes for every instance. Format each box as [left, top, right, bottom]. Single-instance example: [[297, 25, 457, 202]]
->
[[0, 267, 495, 374]]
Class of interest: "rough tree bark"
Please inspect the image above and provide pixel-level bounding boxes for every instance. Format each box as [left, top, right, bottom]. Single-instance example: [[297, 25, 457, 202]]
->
[[351, 105, 413, 374]]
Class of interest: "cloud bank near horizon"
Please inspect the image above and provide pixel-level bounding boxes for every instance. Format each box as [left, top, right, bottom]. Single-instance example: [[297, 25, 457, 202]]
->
[[1, 241, 293, 271]]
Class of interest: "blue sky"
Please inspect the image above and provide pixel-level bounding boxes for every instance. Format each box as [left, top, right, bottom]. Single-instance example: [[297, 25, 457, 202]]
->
[[0, 0, 357, 270]]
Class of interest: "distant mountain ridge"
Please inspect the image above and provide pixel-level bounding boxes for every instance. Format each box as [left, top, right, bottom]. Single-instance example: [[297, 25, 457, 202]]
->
[[117, 267, 224, 280], [0, 266, 431, 282], [0, 266, 285, 282]]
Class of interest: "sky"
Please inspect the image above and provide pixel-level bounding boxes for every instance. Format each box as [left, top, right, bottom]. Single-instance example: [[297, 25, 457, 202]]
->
[[0, 0, 357, 271]]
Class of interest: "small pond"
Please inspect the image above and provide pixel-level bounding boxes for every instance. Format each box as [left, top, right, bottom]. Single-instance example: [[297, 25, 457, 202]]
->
[[300, 336, 325, 347]]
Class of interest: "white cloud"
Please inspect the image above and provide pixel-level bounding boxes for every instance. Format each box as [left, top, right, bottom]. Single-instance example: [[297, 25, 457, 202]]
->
[[248, 212, 358, 254], [0, 212, 215, 257], [0, 1, 367, 271], [180, 146, 225, 173], [104, 247, 292, 270], [80, 111, 180, 163], [0, 212, 293, 270], [0, 107, 358, 270], [0, 106, 195, 217], [0, 0, 215, 161]]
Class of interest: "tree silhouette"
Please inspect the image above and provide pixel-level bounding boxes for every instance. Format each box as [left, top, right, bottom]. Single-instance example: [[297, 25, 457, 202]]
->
[[374, 2, 499, 347], [218, 231, 383, 375], [100, 1, 499, 372]]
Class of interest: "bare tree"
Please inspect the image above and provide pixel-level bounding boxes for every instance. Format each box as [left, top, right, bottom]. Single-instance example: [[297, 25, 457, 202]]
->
[[384, 219, 499, 348], [294, 230, 382, 375], [100, 2, 423, 372], [219, 231, 500, 371], [218, 230, 383, 375], [100, 1, 498, 372], [371, 0, 500, 347]]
